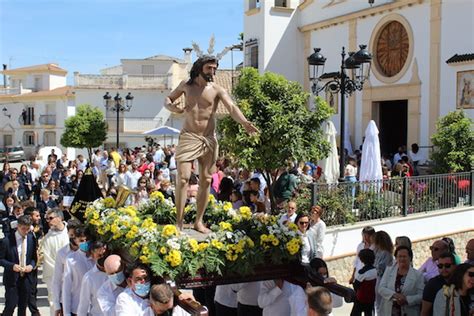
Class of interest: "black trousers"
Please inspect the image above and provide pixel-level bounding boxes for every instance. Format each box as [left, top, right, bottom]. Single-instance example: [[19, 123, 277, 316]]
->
[[350, 300, 374, 316], [237, 302, 262, 316], [193, 286, 216, 316], [2, 276, 31, 316], [215, 301, 237, 316], [28, 269, 40, 315]]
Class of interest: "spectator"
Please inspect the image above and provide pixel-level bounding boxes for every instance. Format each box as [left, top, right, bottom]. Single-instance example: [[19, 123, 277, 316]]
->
[[115, 262, 152, 315], [373, 230, 394, 314], [466, 239, 474, 265], [161, 161, 170, 181], [378, 245, 424, 315], [159, 179, 175, 204], [295, 212, 311, 264], [97, 254, 128, 315], [258, 279, 291, 316], [217, 168, 234, 202], [230, 189, 243, 210], [433, 263, 474, 316], [307, 205, 326, 259], [419, 239, 449, 282], [273, 167, 298, 204], [116, 163, 131, 188], [395, 236, 412, 250], [214, 284, 238, 316], [408, 143, 423, 175], [421, 252, 457, 316], [249, 191, 266, 213], [350, 226, 376, 285], [306, 286, 333, 316], [351, 249, 377, 316], [230, 282, 262, 316], [128, 162, 143, 190], [109, 147, 122, 169], [278, 201, 297, 226], [442, 237, 462, 265]]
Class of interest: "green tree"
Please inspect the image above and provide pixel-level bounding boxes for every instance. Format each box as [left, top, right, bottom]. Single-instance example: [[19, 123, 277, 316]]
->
[[431, 110, 474, 173], [60, 104, 108, 162], [217, 68, 333, 208]]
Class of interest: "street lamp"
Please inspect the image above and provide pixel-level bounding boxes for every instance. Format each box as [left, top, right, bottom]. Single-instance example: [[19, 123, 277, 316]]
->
[[2, 107, 11, 119], [103, 92, 134, 148], [307, 45, 372, 180]]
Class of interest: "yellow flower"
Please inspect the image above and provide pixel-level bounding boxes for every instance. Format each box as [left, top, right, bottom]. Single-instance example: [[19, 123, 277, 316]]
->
[[288, 223, 298, 231], [160, 246, 168, 254], [103, 197, 116, 208], [165, 250, 182, 267], [198, 243, 209, 252], [260, 234, 268, 244], [226, 249, 238, 261], [223, 202, 232, 211], [188, 239, 199, 253], [142, 246, 150, 255], [211, 239, 223, 250], [219, 222, 233, 231], [92, 212, 100, 220], [239, 206, 252, 220], [132, 242, 140, 249], [111, 224, 120, 234], [208, 194, 216, 204], [150, 191, 165, 201], [286, 238, 301, 255], [246, 237, 255, 248], [141, 218, 157, 231], [139, 255, 150, 264], [162, 224, 179, 237]]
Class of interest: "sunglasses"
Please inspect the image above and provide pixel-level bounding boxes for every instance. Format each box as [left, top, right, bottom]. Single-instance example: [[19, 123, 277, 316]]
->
[[437, 263, 452, 269], [46, 216, 56, 221], [298, 221, 309, 225]]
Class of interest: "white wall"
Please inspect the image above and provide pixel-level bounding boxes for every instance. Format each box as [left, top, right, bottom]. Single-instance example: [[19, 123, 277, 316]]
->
[[324, 207, 474, 258], [243, 0, 265, 71], [48, 74, 67, 90], [121, 60, 174, 75], [439, 0, 474, 121]]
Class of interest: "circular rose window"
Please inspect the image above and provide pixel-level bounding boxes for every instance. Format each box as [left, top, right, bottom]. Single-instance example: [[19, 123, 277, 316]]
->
[[375, 21, 409, 77]]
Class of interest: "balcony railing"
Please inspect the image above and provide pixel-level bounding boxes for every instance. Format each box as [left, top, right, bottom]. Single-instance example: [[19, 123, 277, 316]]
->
[[75, 73, 171, 89], [0, 87, 20, 95], [309, 171, 473, 227], [18, 115, 35, 126], [39, 114, 56, 125]]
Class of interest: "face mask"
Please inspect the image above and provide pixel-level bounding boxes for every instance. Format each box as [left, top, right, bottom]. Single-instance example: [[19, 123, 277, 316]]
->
[[108, 271, 125, 285], [79, 241, 90, 252], [134, 281, 151, 297]]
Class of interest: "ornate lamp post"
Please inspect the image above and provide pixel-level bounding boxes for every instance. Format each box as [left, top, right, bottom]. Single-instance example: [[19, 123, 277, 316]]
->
[[103, 92, 134, 148], [307, 45, 372, 180]]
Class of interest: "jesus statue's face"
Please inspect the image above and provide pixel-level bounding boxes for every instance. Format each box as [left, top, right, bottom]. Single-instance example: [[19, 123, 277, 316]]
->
[[200, 62, 217, 82]]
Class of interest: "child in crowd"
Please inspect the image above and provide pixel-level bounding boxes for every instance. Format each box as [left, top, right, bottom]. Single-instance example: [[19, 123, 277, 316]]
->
[[351, 248, 377, 316]]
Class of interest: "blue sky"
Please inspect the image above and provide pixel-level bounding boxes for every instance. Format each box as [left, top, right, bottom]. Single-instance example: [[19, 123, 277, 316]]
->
[[0, 0, 244, 83]]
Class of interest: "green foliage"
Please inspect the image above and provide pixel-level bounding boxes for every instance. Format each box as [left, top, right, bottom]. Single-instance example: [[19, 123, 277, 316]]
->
[[218, 67, 333, 179], [316, 187, 355, 226], [60, 104, 107, 160], [431, 110, 474, 173]]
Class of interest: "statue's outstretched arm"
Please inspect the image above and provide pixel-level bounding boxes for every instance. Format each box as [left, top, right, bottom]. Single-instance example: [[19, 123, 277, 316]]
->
[[218, 86, 259, 135]]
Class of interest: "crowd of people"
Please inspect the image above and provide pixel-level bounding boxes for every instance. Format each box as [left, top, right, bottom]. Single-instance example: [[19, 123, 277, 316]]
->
[[0, 145, 473, 316]]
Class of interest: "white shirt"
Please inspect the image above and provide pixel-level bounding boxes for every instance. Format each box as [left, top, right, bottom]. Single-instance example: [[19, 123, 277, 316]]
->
[[78, 265, 108, 316], [300, 233, 311, 264], [287, 283, 343, 316], [345, 164, 357, 177], [128, 171, 142, 190], [97, 279, 125, 316], [153, 149, 165, 164], [116, 172, 131, 187], [161, 167, 170, 181], [77, 159, 88, 171], [144, 305, 190, 316], [62, 250, 95, 315], [214, 284, 238, 308], [115, 287, 150, 316], [278, 213, 297, 225], [14, 231, 27, 267], [230, 282, 261, 306], [409, 150, 424, 164], [258, 280, 291, 316], [308, 220, 326, 259], [42, 224, 69, 282], [52, 244, 76, 310]]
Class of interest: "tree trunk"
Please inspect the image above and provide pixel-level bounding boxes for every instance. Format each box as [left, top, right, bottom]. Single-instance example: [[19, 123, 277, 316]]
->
[[263, 170, 276, 214]]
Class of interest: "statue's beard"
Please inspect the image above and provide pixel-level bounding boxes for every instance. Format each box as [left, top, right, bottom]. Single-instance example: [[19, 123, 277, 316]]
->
[[200, 72, 214, 82]]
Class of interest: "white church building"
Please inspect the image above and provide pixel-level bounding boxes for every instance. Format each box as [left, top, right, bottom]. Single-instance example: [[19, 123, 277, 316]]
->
[[243, 0, 474, 157]]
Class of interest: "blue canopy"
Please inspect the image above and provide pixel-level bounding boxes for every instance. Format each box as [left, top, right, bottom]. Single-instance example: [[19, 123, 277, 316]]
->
[[143, 125, 180, 136]]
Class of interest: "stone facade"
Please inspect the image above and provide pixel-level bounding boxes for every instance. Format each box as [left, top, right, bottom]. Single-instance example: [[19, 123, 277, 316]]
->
[[326, 229, 474, 287]]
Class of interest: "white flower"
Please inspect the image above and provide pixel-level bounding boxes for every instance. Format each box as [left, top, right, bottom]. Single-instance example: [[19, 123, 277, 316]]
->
[[166, 238, 181, 250]]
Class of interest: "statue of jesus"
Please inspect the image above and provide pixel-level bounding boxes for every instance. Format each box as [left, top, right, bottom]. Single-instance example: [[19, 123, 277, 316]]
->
[[165, 55, 259, 233]]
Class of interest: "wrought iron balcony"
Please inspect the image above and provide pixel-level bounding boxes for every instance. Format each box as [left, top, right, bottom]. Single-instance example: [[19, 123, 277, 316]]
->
[[39, 114, 56, 125]]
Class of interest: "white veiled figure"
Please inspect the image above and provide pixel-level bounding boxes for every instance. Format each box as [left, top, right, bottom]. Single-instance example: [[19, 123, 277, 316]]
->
[[359, 120, 383, 191], [318, 121, 340, 184]]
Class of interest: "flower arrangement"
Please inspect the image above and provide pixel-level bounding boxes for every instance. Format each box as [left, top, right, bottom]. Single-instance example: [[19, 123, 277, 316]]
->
[[84, 196, 302, 280]]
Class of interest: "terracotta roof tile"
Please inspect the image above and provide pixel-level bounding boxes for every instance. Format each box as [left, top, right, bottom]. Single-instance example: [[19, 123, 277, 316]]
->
[[0, 86, 74, 101], [1, 63, 68, 75]]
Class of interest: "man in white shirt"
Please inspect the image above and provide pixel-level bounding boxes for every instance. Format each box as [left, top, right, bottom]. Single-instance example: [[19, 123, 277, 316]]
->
[[97, 255, 128, 316], [51, 219, 81, 316], [115, 262, 152, 316], [230, 282, 262, 316], [258, 280, 291, 316], [214, 284, 238, 315], [153, 145, 165, 168], [127, 162, 143, 190], [146, 283, 192, 316], [77, 241, 108, 316], [41, 209, 70, 313], [62, 227, 95, 316], [76, 154, 88, 172], [278, 201, 297, 226]]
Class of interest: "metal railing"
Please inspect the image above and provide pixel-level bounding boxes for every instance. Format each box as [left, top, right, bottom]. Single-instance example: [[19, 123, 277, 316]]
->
[[310, 171, 473, 226], [75, 73, 171, 89]]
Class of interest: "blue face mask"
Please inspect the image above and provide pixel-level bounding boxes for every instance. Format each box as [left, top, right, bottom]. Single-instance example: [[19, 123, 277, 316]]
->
[[134, 281, 151, 297], [79, 241, 90, 252], [108, 271, 125, 285]]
